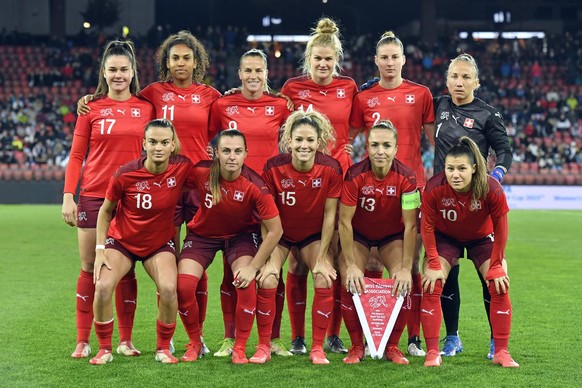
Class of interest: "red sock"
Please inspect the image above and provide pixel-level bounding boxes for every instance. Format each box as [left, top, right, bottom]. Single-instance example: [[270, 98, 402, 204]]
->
[[177, 274, 200, 344], [286, 272, 308, 339], [341, 287, 364, 347], [94, 319, 114, 351], [388, 294, 411, 346], [156, 320, 176, 351], [116, 270, 137, 342], [256, 288, 277, 345], [76, 270, 94, 343], [220, 259, 237, 339], [489, 282, 512, 352], [327, 277, 342, 337], [234, 280, 257, 349], [270, 273, 285, 340], [197, 271, 208, 332], [406, 272, 422, 339], [312, 287, 334, 347], [364, 269, 383, 279], [420, 280, 443, 352]]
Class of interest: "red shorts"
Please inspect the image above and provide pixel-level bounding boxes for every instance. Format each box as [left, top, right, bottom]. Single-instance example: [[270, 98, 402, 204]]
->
[[278, 233, 321, 250], [77, 196, 104, 228], [105, 238, 176, 262], [174, 191, 200, 226], [179, 231, 260, 269], [353, 230, 404, 250], [433, 231, 494, 270]]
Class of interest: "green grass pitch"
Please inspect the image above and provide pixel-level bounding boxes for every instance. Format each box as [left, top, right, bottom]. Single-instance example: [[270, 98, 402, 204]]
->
[[0, 205, 580, 387]]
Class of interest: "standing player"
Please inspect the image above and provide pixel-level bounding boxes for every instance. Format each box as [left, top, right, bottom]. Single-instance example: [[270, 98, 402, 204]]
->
[[420, 136, 518, 368], [90, 119, 193, 365], [62, 40, 154, 359], [260, 110, 341, 365], [339, 121, 419, 364], [208, 49, 291, 357], [350, 31, 435, 356], [281, 17, 357, 355], [433, 53, 513, 358], [176, 130, 283, 364]]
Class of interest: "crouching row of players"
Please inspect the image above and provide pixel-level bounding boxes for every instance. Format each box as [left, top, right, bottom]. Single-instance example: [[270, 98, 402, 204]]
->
[[89, 111, 517, 368]]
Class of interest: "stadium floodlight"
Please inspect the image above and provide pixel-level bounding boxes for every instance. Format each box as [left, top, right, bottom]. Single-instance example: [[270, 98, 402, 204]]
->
[[458, 31, 545, 40]]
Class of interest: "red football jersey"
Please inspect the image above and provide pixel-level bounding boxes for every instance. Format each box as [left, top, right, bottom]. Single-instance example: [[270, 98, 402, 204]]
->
[[341, 158, 417, 240], [262, 152, 343, 242], [281, 75, 357, 175], [186, 162, 279, 239], [64, 96, 154, 197], [106, 155, 195, 257], [209, 92, 290, 174], [349, 80, 435, 187], [140, 81, 221, 164], [421, 174, 509, 243]]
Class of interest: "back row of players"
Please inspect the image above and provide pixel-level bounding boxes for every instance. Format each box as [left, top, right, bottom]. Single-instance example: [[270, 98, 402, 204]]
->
[[62, 17, 517, 367]]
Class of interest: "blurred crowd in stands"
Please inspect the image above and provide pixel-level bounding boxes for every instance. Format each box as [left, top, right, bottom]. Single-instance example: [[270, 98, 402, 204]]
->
[[0, 26, 581, 183]]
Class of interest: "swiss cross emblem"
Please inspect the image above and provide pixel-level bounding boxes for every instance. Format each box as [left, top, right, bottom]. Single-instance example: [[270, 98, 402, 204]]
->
[[405, 94, 415, 104], [464, 118, 474, 128], [192, 94, 201, 104], [386, 186, 396, 196], [337, 89, 345, 98], [312, 178, 322, 188], [131, 108, 141, 117], [265, 106, 275, 116], [234, 190, 245, 201], [167, 177, 176, 188]]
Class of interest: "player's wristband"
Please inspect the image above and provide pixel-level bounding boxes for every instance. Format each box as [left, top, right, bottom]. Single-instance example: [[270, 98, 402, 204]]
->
[[95, 244, 106, 250], [490, 167, 505, 182]]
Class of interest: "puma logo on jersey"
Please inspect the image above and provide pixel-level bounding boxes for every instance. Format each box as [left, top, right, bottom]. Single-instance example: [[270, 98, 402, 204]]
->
[[247, 107, 257, 113], [452, 115, 460, 123], [177, 95, 187, 101], [319, 90, 327, 96], [298, 179, 308, 186], [117, 109, 126, 115], [386, 96, 396, 102], [375, 188, 385, 194], [153, 181, 163, 188]]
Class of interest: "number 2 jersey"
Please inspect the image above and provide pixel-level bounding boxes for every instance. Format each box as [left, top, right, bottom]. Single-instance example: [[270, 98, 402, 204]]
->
[[140, 81, 221, 164], [105, 155, 195, 257], [209, 91, 290, 174], [262, 152, 343, 243], [349, 80, 434, 188], [341, 158, 418, 240], [186, 161, 279, 239], [64, 96, 155, 197]]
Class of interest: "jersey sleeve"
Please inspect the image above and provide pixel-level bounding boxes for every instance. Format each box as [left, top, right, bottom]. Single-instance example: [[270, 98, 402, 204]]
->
[[63, 114, 92, 194], [421, 88, 436, 124], [254, 187, 279, 220], [139, 84, 154, 104], [328, 168, 343, 198], [208, 99, 222, 139], [420, 188, 441, 270], [349, 93, 365, 129], [105, 174, 123, 202], [485, 109, 513, 172], [340, 177, 359, 206], [261, 168, 276, 196]]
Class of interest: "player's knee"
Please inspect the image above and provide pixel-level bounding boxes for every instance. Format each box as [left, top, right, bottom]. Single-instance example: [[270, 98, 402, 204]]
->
[[94, 280, 115, 303], [261, 275, 278, 289]]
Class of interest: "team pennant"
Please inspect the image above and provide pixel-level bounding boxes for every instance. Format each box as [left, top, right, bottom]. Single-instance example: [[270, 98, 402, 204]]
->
[[352, 278, 404, 359]]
